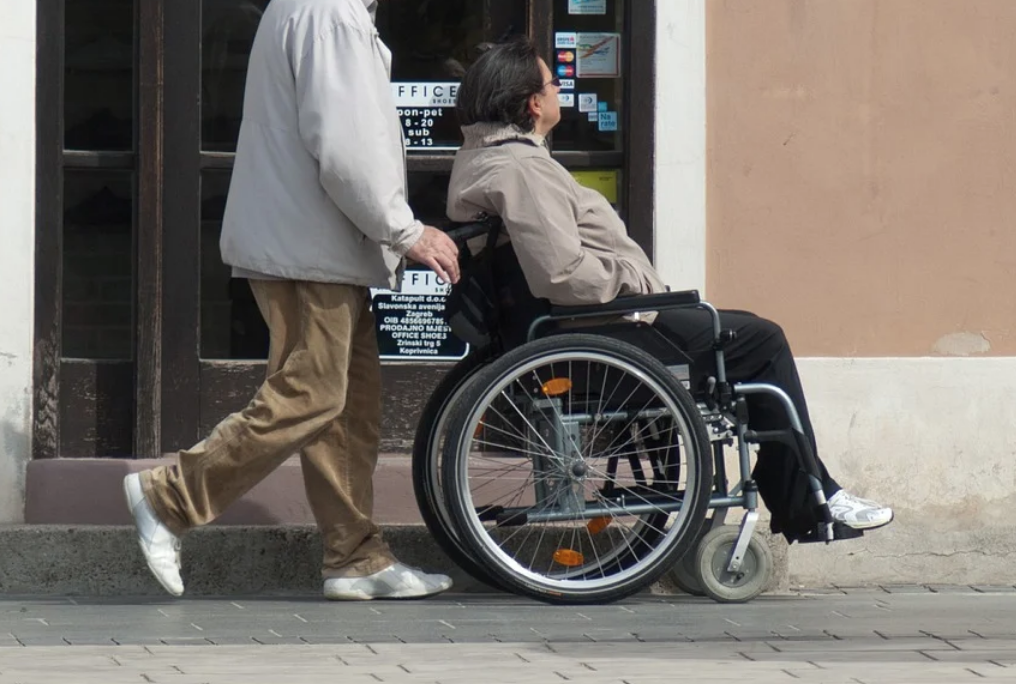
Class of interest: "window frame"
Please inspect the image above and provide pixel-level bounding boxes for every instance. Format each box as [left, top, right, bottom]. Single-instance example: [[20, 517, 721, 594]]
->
[[34, 0, 158, 458]]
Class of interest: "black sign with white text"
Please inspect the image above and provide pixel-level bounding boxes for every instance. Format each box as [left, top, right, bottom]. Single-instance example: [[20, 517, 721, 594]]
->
[[392, 82, 462, 151], [371, 269, 468, 362]]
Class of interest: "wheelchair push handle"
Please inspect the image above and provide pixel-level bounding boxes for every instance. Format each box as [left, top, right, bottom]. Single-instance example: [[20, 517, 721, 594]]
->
[[442, 218, 501, 246]]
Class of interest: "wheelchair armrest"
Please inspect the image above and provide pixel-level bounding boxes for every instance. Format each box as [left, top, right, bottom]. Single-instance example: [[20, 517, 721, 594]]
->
[[548, 290, 702, 320]]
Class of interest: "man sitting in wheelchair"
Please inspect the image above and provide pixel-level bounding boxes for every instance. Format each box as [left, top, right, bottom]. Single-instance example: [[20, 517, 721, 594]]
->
[[445, 38, 893, 543]]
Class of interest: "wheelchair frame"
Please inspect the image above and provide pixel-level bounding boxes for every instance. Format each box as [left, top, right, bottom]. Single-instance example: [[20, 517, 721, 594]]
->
[[420, 219, 846, 603], [528, 293, 836, 580]]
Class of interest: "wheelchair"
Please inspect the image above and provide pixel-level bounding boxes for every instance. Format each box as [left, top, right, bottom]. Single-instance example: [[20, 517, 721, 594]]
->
[[412, 218, 855, 606]]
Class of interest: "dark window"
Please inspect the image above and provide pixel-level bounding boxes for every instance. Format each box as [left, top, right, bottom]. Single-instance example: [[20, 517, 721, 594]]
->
[[201, 0, 272, 152], [62, 172, 135, 359], [64, 0, 135, 151], [380, 0, 527, 151], [200, 169, 269, 359], [61, 0, 137, 360]]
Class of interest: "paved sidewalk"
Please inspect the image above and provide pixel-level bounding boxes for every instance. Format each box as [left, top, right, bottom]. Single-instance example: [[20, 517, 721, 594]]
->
[[3, 589, 1016, 683]]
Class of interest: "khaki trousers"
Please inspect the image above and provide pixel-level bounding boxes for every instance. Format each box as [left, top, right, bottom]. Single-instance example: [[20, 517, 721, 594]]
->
[[142, 280, 395, 578]]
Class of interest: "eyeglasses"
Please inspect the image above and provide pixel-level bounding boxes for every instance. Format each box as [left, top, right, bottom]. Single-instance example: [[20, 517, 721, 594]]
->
[[545, 77, 561, 89]]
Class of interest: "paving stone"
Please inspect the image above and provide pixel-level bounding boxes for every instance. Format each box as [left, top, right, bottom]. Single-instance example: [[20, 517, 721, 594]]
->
[[158, 637, 214, 646], [203, 636, 259, 645], [61, 637, 118, 646], [285, 635, 346, 645], [249, 636, 306, 645], [792, 587, 847, 595], [880, 585, 935, 594], [971, 586, 1016, 594], [925, 585, 981, 594], [830, 586, 890, 595], [9, 636, 68, 646]]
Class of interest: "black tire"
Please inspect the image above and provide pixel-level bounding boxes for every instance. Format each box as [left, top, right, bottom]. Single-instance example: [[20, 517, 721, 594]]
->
[[667, 521, 710, 596], [441, 334, 713, 605], [411, 349, 502, 589]]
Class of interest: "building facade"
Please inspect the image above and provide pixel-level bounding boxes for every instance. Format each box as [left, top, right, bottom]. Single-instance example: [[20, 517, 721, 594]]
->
[[1, 0, 1015, 588]]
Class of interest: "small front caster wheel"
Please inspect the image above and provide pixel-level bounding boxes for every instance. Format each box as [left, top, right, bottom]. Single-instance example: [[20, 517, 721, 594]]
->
[[694, 525, 773, 604]]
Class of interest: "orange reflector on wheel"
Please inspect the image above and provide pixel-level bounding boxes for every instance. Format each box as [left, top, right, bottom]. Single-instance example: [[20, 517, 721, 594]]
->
[[587, 516, 613, 535], [473, 421, 484, 438], [553, 549, 585, 567], [542, 378, 573, 397]]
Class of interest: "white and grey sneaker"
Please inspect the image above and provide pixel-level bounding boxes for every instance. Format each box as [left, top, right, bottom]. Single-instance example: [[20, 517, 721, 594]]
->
[[323, 563, 453, 601], [123, 473, 184, 597], [828, 490, 894, 530]]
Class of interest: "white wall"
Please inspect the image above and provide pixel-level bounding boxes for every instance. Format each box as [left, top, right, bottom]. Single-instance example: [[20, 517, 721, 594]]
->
[[0, 2, 36, 523], [790, 358, 1016, 587], [654, 0, 707, 294]]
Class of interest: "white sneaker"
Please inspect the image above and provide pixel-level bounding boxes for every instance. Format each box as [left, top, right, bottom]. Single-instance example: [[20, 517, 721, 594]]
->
[[123, 473, 184, 597], [828, 490, 894, 530], [323, 562, 453, 601]]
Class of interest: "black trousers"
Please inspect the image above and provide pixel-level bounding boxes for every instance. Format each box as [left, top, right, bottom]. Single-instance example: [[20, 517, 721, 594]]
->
[[653, 309, 841, 540]]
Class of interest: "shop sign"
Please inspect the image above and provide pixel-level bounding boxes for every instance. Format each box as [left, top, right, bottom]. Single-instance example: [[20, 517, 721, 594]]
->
[[392, 81, 462, 151], [372, 269, 468, 362]]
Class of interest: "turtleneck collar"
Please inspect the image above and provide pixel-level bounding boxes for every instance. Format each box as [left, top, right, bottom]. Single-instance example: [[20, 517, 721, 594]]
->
[[459, 122, 547, 151]]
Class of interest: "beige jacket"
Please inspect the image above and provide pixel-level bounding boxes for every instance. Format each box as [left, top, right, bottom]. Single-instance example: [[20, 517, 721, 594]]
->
[[220, 0, 422, 289], [447, 123, 667, 307]]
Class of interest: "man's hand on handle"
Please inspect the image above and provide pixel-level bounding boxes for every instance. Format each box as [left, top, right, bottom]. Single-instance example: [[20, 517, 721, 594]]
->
[[406, 226, 461, 285]]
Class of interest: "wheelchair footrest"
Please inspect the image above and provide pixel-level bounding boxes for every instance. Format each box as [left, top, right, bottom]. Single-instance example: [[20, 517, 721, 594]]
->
[[794, 521, 865, 545]]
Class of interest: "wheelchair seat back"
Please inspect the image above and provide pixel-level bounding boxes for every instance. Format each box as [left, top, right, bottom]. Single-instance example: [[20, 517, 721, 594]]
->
[[444, 217, 550, 352], [443, 217, 694, 372]]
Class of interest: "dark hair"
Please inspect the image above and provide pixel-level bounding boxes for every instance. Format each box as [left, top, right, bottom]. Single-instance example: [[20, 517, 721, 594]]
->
[[456, 39, 545, 132]]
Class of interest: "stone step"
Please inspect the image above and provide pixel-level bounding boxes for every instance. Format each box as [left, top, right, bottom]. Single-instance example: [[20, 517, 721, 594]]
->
[[25, 456, 420, 526], [0, 524, 489, 597], [0, 524, 753, 598]]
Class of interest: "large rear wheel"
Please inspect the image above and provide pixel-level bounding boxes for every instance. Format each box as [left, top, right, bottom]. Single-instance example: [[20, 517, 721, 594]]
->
[[411, 350, 501, 589], [441, 334, 713, 604]]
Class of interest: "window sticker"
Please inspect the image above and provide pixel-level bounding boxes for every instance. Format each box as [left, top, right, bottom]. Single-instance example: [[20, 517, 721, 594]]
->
[[559, 93, 576, 108], [555, 32, 578, 49], [578, 93, 599, 113], [598, 111, 618, 132], [576, 33, 621, 78], [391, 82, 460, 150], [569, 0, 607, 14]]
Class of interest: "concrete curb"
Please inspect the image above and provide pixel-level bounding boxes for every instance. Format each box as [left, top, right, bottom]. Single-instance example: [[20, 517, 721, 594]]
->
[[0, 525, 490, 597], [0, 525, 788, 597]]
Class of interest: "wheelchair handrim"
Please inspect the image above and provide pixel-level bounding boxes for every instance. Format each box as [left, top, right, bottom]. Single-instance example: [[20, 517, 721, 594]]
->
[[450, 349, 705, 594]]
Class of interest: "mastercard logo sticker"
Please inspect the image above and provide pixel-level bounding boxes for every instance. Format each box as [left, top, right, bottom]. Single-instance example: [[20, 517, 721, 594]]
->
[[557, 50, 576, 64]]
